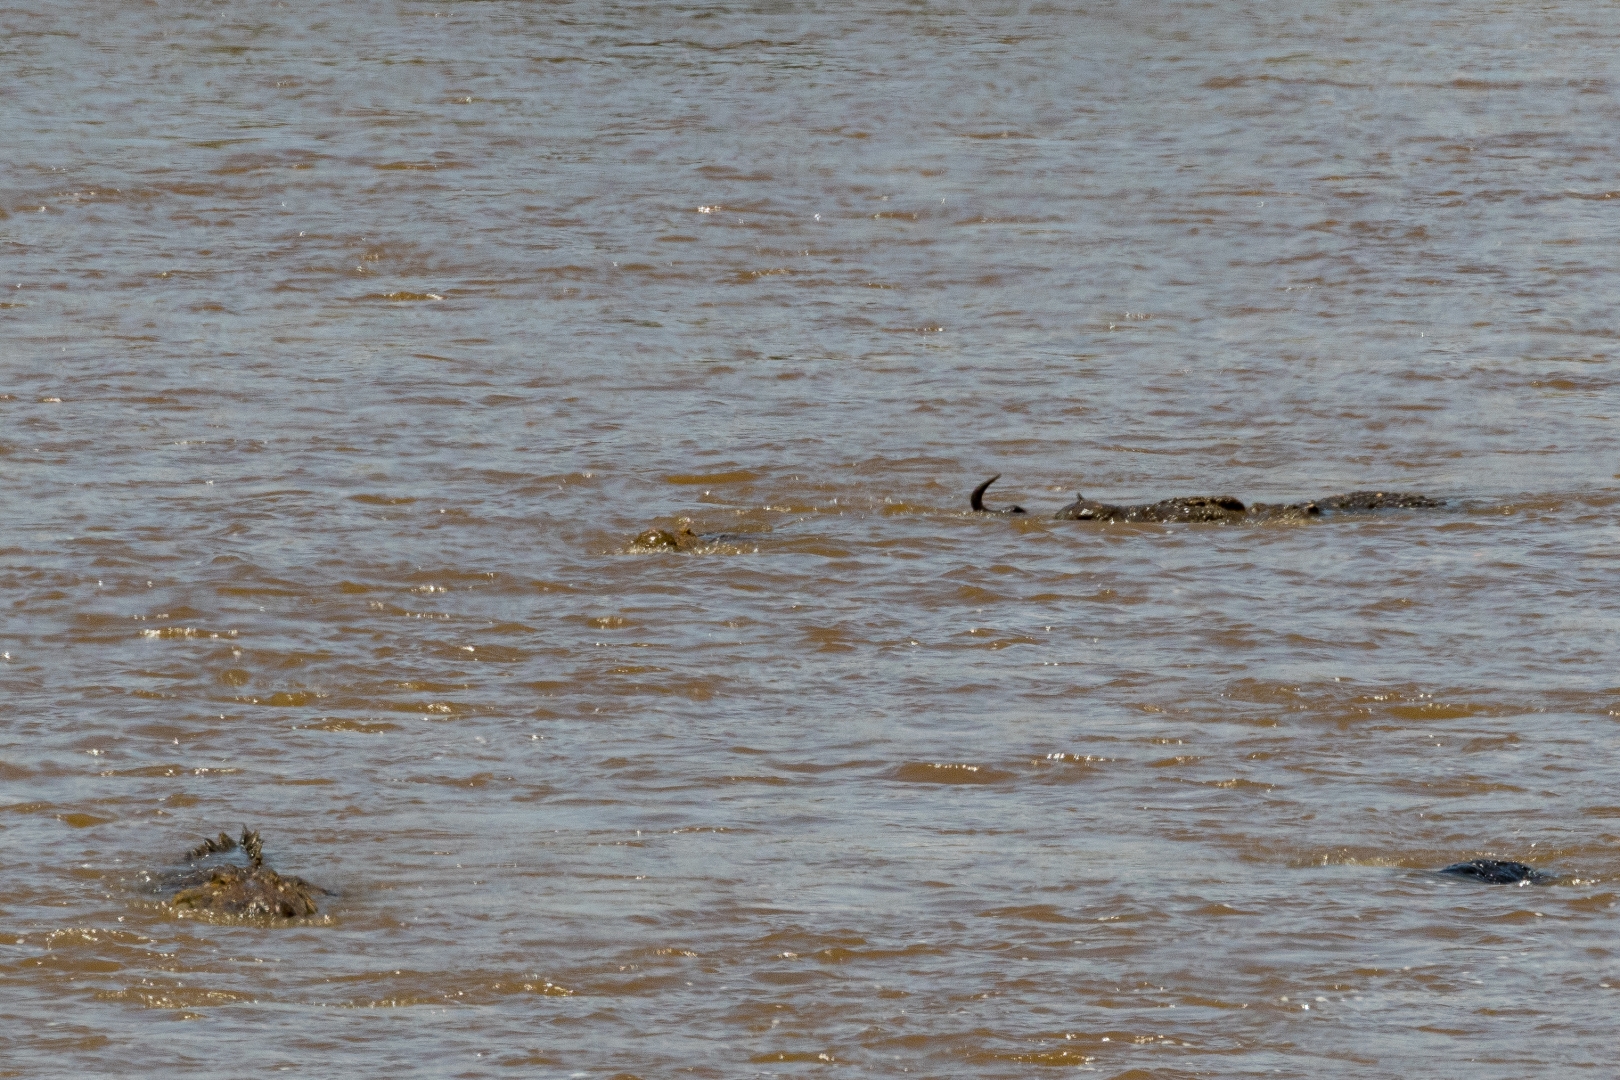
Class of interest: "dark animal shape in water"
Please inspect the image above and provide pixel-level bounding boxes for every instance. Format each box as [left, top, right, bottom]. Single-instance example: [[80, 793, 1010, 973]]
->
[[971, 474, 1026, 515], [169, 827, 318, 918], [1314, 491, 1443, 511], [972, 476, 1441, 523], [1055, 492, 1253, 523], [1438, 859, 1553, 885], [632, 523, 764, 552], [633, 525, 702, 551]]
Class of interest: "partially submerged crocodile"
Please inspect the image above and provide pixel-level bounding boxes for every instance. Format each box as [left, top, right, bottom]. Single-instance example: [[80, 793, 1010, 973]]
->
[[631, 523, 765, 552], [629, 476, 1443, 549], [633, 524, 703, 551], [972, 474, 1442, 523], [168, 827, 319, 918]]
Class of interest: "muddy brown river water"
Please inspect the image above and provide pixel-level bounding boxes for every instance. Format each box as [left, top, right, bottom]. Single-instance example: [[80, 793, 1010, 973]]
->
[[4, 2, 1619, 1077]]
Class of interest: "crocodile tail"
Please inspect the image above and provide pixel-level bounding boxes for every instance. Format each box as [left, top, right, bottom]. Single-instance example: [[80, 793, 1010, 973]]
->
[[241, 827, 264, 868], [188, 831, 237, 860]]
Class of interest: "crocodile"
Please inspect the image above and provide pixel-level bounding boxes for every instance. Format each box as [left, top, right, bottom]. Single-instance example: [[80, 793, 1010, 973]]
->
[[633, 524, 703, 551], [1055, 491, 1257, 523], [1437, 859, 1555, 885], [168, 827, 319, 918], [972, 475, 1441, 522], [631, 522, 766, 552]]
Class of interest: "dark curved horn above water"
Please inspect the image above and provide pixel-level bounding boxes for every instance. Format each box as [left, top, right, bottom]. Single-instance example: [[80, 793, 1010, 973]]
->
[[971, 475, 1026, 515]]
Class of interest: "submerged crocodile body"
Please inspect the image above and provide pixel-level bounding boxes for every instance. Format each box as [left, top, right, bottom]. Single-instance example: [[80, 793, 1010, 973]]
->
[[1055, 491, 1258, 523], [633, 525, 702, 551], [632, 524, 764, 552], [972, 475, 1442, 522], [169, 828, 319, 918]]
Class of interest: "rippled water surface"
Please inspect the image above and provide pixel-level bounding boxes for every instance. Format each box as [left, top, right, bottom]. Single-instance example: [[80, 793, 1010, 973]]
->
[[4, 1, 1619, 1076]]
